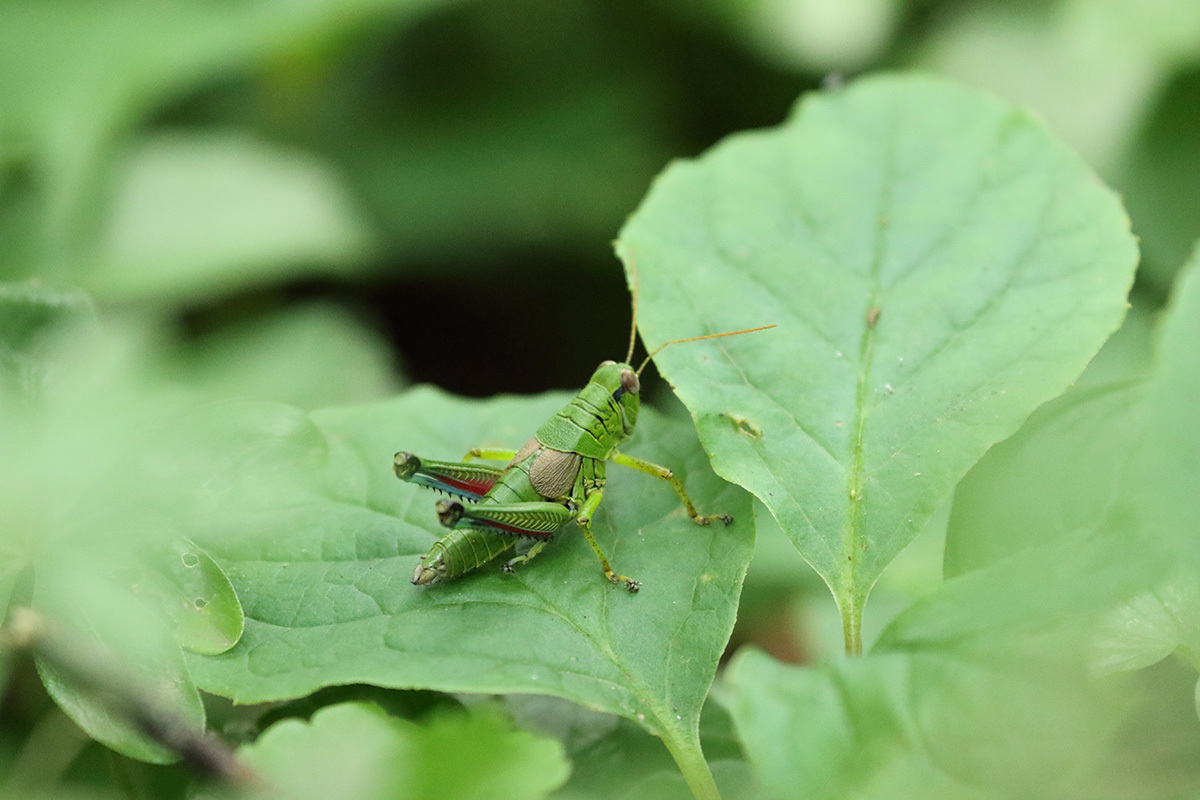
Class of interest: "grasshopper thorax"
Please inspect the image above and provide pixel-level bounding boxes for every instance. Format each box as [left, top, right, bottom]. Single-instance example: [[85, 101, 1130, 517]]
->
[[591, 360, 641, 437], [534, 361, 641, 460]]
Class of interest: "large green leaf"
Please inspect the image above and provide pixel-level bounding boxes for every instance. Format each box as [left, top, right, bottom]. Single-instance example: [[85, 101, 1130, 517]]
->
[[617, 74, 1137, 649], [234, 703, 569, 800], [721, 245, 1200, 800], [187, 388, 754, 798]]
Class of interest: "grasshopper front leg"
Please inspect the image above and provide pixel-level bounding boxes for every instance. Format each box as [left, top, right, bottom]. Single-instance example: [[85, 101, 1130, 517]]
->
[[610, 451, 733, 526]]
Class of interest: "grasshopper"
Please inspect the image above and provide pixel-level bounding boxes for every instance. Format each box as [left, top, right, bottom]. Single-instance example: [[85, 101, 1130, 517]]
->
[[394, 297, 772, 592]]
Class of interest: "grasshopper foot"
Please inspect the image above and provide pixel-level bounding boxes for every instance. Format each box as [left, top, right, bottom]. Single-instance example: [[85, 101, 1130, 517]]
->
[[692, 513, 734, 527], [605, 570, 641, 593]]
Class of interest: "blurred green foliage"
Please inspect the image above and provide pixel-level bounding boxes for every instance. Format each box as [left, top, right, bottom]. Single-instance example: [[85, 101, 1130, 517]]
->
[[2, 1, 1200, 799]]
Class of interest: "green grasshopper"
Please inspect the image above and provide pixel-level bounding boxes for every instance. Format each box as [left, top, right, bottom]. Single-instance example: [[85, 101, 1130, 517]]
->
[[394, 306, 772, 592]]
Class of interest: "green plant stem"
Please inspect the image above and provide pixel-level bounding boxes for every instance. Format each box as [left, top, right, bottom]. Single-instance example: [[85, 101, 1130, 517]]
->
[[841, 595, 863, 656], [663, 731, 722, 800]]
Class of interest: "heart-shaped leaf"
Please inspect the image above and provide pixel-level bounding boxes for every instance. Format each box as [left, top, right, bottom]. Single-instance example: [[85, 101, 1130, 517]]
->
[[617, 74, 1137, 649]]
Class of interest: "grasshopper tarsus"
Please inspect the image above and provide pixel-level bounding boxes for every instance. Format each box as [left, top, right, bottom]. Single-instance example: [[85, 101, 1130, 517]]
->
[[605, 571, 641, 593], [690, 512, 734, 527]]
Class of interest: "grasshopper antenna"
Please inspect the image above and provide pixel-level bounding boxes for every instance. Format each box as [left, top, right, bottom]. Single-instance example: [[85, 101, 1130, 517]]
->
[[636, 325, 776, 376], [624, 254, 640, 365], [621, 251, 775, 374]]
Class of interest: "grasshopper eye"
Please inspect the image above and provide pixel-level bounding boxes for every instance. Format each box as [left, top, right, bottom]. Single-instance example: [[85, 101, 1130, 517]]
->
[[619, 369, 639, 395]]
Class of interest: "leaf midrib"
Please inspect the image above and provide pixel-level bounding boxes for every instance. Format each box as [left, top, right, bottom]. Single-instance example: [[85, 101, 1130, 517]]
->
[[841, 109, 895, 614]]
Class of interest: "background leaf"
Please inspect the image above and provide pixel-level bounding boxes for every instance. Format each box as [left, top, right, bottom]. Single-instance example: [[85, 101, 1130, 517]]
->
[[1130, 244, 1200, 557], [233, 702, 569, 800], [89, 133, 372, 303], [0, 281, 92, 399], [32, 569, 207, 764], [722, 525, 1162, 800], [120, 538, 245, 657], [617, 73, 1137, 648], [944, 380, 1146, 577], [159, 303, 401, 410], [0, 0, 452, 279], [1090, 245, 1200, 682], [1114, 72, 1200, 293]]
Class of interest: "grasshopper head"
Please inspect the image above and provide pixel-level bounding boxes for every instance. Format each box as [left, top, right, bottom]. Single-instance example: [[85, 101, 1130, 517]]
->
[[592, 360, 640, 437]]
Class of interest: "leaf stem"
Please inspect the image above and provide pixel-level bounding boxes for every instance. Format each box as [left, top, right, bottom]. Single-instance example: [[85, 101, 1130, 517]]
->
[[662, 731, 722, 800], [840, 594, 863, 655]]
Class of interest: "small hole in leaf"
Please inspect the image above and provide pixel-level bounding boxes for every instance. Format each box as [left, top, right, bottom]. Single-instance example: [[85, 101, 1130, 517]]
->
[[726, 414, 762, 439], [180, 552, 200, 568], [193, 597, 208, 609]]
